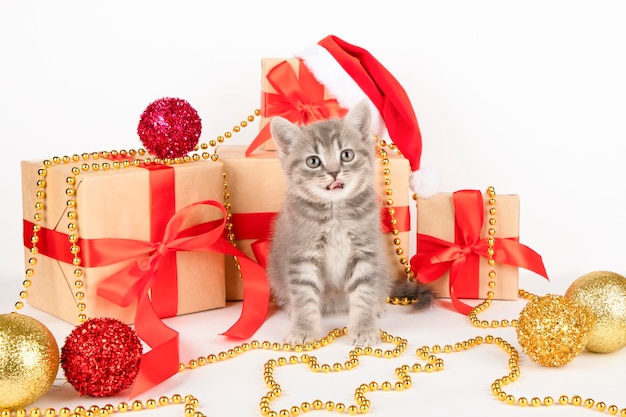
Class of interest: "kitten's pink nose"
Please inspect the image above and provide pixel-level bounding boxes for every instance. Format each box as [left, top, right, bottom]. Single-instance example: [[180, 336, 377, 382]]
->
[[329, 171, 339, 179]]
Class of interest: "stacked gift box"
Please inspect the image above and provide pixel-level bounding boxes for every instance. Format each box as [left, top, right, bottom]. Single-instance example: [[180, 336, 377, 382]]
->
[[414, 191, 523, 301], [251, 57, 348, 152], [20, 145, 413, 319], [20, 44, 421, 325], [21, 157, 227, 325], [219, 145, 412, 301], [13, 35, 555, 407], [20, 54, 548, 326]]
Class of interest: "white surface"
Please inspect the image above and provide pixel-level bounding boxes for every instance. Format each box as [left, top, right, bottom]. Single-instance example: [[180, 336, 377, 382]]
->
[[4, 276, 626, 416], [1, 1, 626, 415]]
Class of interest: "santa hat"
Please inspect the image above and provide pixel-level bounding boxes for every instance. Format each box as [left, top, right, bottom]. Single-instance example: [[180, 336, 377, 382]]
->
[[295, 35, 439, 198]]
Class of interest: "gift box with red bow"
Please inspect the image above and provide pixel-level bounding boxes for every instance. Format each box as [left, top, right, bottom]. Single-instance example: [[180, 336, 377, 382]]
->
[[21, 155, 273, 395], [411, 189, 548, 314], [21, 157, 230, 325], [249, 57, 349, 152]]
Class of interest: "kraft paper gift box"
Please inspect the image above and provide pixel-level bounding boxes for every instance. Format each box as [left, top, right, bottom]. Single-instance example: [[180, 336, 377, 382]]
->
[[21, 157, 227, 325], [412, 189, 548, 313], [248, 57, 349, 153], [219, 145, 412, 300]]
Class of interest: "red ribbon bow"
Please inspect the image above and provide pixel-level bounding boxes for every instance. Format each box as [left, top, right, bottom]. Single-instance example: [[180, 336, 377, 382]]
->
[[94, 200, 269, 396], [23, 200, 270, 396], [245, 59, 348, 156], [411, 190, 548, 314], [23, 159, 270, 397]]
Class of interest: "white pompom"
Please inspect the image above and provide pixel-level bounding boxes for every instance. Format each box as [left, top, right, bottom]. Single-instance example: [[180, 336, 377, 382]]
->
[[409, 168, 440, 199]]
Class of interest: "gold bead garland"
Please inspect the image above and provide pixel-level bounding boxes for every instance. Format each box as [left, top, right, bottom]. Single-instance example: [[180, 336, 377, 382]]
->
[[18, 111, 259, 320], [467, 186, 521, 329], [173, 324, 625, 416], [1, 394, 203, 417], [377, 139, 423, 306], [12, 112, 258, 416], [376, 140, 412, 281], [219, 167, 245, 282], [7, 323, 623, 416], [14, 115, 626, 416], [257, 328, 419, 417], [380, 180, 624, 411]]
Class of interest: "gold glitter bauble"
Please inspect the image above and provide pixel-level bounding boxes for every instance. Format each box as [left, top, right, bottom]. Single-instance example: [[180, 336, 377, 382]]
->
[[0, 313, 59, 410], [564, 271, 626, 353], [516, 294, 592, 367]]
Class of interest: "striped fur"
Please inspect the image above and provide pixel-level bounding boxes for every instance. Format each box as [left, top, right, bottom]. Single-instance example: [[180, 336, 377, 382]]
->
[[267, 101, 431, 346]]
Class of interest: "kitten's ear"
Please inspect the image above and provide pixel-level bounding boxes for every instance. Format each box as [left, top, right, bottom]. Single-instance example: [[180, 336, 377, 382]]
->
[[343, 100, 372, 141], [270, 116, 301, 158]]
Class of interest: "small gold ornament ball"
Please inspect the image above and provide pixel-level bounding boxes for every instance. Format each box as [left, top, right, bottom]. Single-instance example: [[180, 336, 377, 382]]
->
[[564, 270, 626, 353], [0, 313, 60, 410], [516, 294, 592, 367]]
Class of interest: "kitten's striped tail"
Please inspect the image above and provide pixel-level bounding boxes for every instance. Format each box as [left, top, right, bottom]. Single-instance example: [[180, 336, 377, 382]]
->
[[390, 280, 434, 310]]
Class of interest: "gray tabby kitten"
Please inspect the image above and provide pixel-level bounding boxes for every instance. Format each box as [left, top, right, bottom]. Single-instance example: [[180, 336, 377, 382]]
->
[[267, 100, 432, 347]]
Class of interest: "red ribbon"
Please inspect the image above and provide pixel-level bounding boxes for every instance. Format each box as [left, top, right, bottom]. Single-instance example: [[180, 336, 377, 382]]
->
[[22, 164, 270, 397], [411, 190, 548, 314], [225, 206, 410, 275], [99, 199, 271, 396], [228, 206, 409, 240], [24, 200, 269, 396], [246, 59, 348, 156]]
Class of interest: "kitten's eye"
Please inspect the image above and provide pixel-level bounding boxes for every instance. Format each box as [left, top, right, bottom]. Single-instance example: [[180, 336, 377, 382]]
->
[[306, 156, 321, 168], [341, 149, 355, 162]]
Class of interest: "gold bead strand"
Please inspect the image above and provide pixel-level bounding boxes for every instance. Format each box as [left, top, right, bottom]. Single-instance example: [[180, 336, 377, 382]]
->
[[1, 394, 206, 417], [483, 330, 624, 413], [376, 139, 412, 280], [375, 141, 420, 307], [220, 170, 245, 286], [414, 334, 626, 414], [258, 329, 412, 417], [468, 186, 520, 329], [467, 186, 496, 328], [18, 161, 55, 311], [222, 172, 235, 246], [381, 139, 432, 307], [19, 150, 143, 321], [198, 110, 260, 162], [67, 165, 87, 324], [485, 185, 497, 303]]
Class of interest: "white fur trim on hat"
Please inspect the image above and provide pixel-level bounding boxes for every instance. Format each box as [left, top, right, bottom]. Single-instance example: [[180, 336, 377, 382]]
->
[[410, 167, 440, 199], [295, 44, 386, 138]]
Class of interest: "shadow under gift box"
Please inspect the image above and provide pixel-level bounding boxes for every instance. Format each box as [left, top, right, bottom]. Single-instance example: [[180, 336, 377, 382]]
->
[[219, 145, 411, 301], [21, 158, 226, 325]]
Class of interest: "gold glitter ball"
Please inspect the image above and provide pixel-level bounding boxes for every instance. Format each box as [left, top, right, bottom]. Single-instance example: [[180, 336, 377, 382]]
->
[[564, 271, 626, 353], [516, 294, 592, 367], [0, 313, 59, 410]]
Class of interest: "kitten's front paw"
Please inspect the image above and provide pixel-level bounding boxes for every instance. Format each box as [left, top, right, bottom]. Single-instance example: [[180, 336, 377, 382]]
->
[[376, 303, 387, 318], [284, 328, 322, 346], [350, 326, 381, 347]]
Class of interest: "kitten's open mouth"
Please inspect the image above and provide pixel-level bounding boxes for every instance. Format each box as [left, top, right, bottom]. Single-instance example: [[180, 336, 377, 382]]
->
[[327, 180, 344, 190]]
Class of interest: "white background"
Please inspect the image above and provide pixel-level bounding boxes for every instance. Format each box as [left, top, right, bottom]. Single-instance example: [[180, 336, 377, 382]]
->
[[1, 1, 625, 416]]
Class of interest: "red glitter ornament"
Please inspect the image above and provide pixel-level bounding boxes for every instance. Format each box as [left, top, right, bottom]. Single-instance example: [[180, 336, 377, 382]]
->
[[137, 97, 202, 159], [61, 317, 143, 397]]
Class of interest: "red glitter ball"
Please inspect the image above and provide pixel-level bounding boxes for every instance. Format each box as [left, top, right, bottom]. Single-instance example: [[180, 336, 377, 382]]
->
[[61, 317, 143, 397], [137, 97, 202, 159]]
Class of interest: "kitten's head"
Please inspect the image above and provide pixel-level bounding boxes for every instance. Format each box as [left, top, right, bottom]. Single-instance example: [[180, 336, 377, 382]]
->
[[270, 100, 374, 202]]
